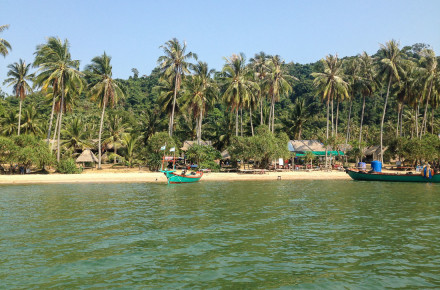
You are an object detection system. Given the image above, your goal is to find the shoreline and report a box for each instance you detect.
[0,171,351,185]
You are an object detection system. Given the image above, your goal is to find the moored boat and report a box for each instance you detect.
[161,169,203,184]
[345,168,440,183]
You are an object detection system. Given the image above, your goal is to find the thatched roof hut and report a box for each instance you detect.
[76,149,99,163]
[180,140,212,151]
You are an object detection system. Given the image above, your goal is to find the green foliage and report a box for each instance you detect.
[57,158,81,174]
[186,144,221,171]
[145,131,179,171]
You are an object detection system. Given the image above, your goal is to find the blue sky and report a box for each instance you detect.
[1,0,440,94]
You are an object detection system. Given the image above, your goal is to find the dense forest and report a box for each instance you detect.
[1,23,440,172]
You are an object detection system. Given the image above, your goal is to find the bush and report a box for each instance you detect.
[57,158,81,174]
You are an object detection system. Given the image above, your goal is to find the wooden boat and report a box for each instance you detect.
[160,169,203,184]
[345,168,440,183]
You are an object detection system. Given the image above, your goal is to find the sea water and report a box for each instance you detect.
[1,180,439,288]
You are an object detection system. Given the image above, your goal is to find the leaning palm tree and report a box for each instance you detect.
[222,53,259,136]
[33,37,83,162]
[377,40,403,162]
[157,38,197,136]
[311,54,348,140]
[3,59,33,135]
[419,49,438,136]
[0,24,11,57]
[86,52,124,169]
[266,55,295,132]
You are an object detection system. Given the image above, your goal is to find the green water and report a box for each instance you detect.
[1,181,440,288]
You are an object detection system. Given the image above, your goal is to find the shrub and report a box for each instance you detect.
[57,158,81,174]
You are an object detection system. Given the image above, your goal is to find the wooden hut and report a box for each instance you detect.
[76,149,99,168]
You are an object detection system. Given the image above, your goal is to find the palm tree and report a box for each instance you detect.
[20,106,42,136]
[3,59,33,135]
[122,133,139,167]
[266,55,294,132]
[61,117,91,151]
[419,49,438,136]
[249,52,269,125]
[104,113,127,163]
[157,38,197,137]
[0,110,17,136]
[33,37,83,162]
[0,24,11,57]
[377,40,403,162]
[312,54,348,140]
[86,52,124,169]
[343,58,360,144]
[222,53,258,136]
[357,52,376,146]
[283,98,308,139]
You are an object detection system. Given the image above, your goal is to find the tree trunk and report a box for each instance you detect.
[335,99,340,136]
[51,112,60,152]
[271,98,275,133]
[17,99,22,136]
[396,103,400,138]
[331,98,334,137]
[431,107,434,134]
[240,107,243,137]
[421,79,433,138]
[326,100,330,140]
[260,94,264,125]
[46,96,56,145]
[416,103,420,138]
[57,79,65,163]
[114,141,117,164]
[346,99,353,145]
[380,76,393,163]
[359,95,366,148]
[169,73,179,137]
[98,103,106,169]
[268,97,272,131]
[250,106,254,136]
[235,109,239,137]
[400,106,404,137]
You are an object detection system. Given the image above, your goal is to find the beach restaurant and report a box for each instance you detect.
[288,140,344,159]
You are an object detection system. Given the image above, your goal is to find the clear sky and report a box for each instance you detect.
[1,0,440,94]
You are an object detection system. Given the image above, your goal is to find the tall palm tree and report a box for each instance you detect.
[357,52,376,146]
[249,52,269,125]
[20,106,42,136]
[61,117,91,151]
[0,24,11,57]
[284,98,308,140]
[343,58,360,144]
[33,37,83,162]
[222,53,258,136]
[311,54,348,140]
[86,52,124,169]
[157,38,197,136]
[377,40,403,162]
[419,49,438,136]
[3,59,33,135]
[266,55,294,132]
[104,113,127,163]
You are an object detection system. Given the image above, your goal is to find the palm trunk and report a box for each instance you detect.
[268,97,272,131]
[400,106,404,137]
[335,100,339,136]
[235,109,239,137]
[271,98,275,133]
[346,99,353,145]
[260,96,264,125]
[416,103,420,138]
[240,107,243,137]
[250,106,254,136]
[421,80,433,138]
[17,99,22,136]
[57,79,65,163]
[51,112,60,152]
[431,107,434,134]
[46,96,56,145]
[331,99,334,137]
[359,95,366,148]
[198,106,203,143]
[98,103,106,169]
[396,103,401,138]
[326,100,330,140]
[380,76,393,163]
[114,142,117,164]
[169,73,179,137]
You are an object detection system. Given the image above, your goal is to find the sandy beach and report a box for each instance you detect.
[0,170,350,185]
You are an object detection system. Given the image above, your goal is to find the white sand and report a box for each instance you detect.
[0,170,350,185]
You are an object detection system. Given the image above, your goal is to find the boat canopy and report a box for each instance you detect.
[294,151,344,157]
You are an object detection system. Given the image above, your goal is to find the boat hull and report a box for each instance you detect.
[346,169,440,183]
[161,170,203,184]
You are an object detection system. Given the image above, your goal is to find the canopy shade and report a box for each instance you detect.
[294,151,344,157]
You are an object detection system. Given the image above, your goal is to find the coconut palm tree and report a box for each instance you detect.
[20,106,42,136]
[283,98,308,140]
[357,52,376,146]
[377,40,403,162]
[249,52,269,125]
[157,38,197,136]
[3,59,33,135]
[61,117,91,152]
[86,52,124,169]
[343,58,360,144]
[0,110,17,136]
[0,24,11,57]
[122,133,139,167]
[104,113,127,163]
[222,53,259,136]
[419,49,438,136]
[266,55,294,132]
[311,54,348,140]
[33,37,83,162]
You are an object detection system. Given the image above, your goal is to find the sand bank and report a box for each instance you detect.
[0,170,350,185]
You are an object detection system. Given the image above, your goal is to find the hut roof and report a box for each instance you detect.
[76,149,99,163]
[221,150,231,160]
[181,140,212,151]
[288,140,326,152]
[364,146,387,156]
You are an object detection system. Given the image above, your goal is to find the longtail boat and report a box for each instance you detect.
[345,168,440,183]
[159,147,203,184]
